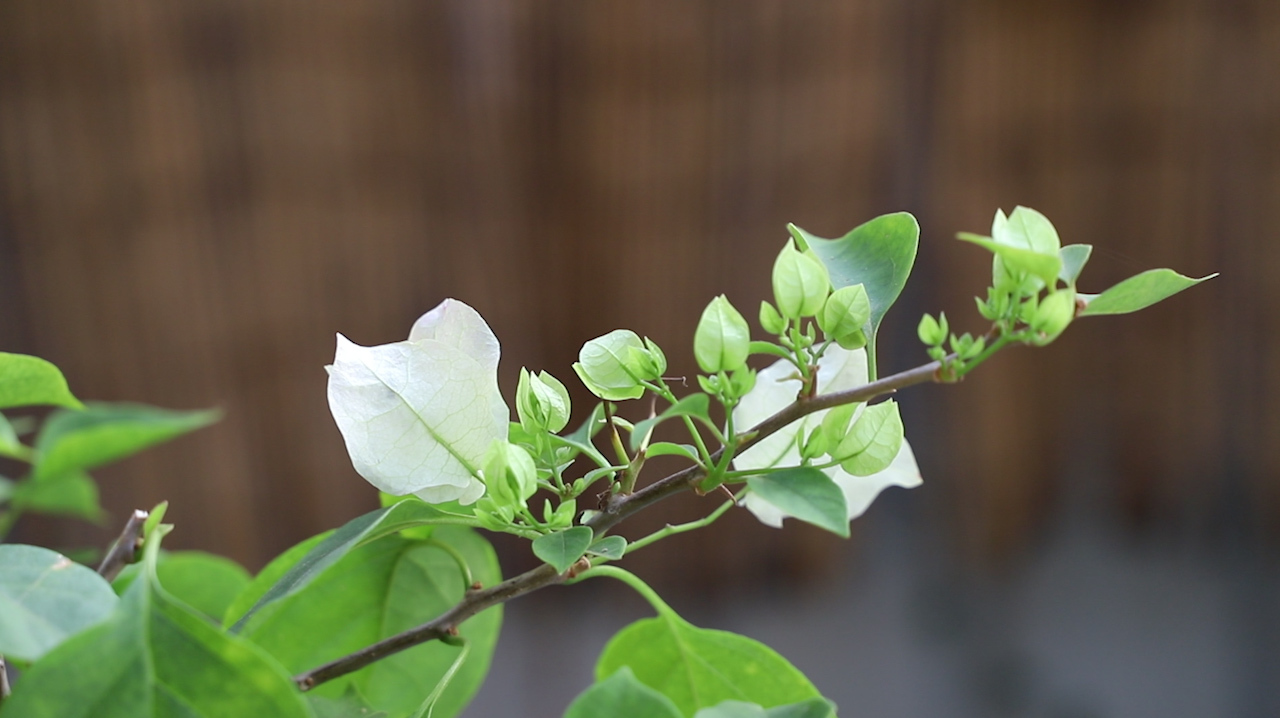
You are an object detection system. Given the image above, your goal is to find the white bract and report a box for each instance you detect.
[326,299,507,505]
[732,345,922,527]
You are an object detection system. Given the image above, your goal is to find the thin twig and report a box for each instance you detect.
[96,509,149,581]
[293,356,946,690]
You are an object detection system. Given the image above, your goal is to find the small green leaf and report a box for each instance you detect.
[596,611,822,716]
[1079,268,1216,316]
[645,442,702,462]
[533,526,594,573]
[746,468,849,538]
[630,394,712,452]
[0,414,32,461]
[586,535,628,560]
[34,403,219,481]
[11,471,106,523]
[0,532,314,717]
[228,499,475,631]
[957,233,1061,288]
[0,544,118,661]
[0,352,83,410]
[1058,244,1092,286]
[834,400,904,477]
[565,667,683,718]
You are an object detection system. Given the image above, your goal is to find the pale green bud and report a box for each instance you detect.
[772,242,831,318]
[624,337,666,381]
[573,329,647,401]
[917,312,947,346]
[759,301,786,335]
[819,284,871,349]
[482,440,537,508]
[694,295,751,373]
[1030,289,1075,344]
[517,368,572,433]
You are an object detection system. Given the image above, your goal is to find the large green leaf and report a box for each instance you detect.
[0,353,82,410]
[1078,268,1216,316]
[0,532,313,718]
[746,468,849,538]
[596,610,822,716]
[564,667,683,718]
[532,526,594,573]
[0,544,117,661]
[10,471,106,523]
[115,551,251,624]
[237,527,502,718]
[227,498,475,632]
[34,403,220,480]
[788,213,919,349]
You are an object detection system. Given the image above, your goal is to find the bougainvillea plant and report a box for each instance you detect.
[0,208,1212,717]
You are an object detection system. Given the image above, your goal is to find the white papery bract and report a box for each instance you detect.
[326,299,507,505]
[732,345,922,528]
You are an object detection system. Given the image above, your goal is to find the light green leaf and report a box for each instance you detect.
[645,442,702,462]
[834,400,904,477]
[11,471,105,523]
[328,300,506,504]
[957,233,1061,289]
[746,468,849,538]
[0,544,117,661]
[996,206,1060,254]
[574,329,649,401]
[790,213,919,357]
[1078,268,1217,316]
[765,699,838,718]
[228,499,475,631]
[0,533,313,718]
[533,526,594,573]
[586,536,628,560]
[34,403,219,481]
[0,413,32,461]
[115,551,250,624]
[596,610,821,717]
[1058,244,1093,286]
[565,667,683,718]
[0,352,83,410]
[237,527,501,718]
[631,394,712,452]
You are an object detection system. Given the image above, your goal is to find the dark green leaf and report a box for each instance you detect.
[1079,268,1216,316]
[631,394,712,452]
[746,468,849,538]
[224,532,328,628]
[0,544,117,661]
[0,353,82,410]
[10,471,105,523]
[116,551,250,623]
[565,667,683,718]
[1058,244,1092,286]
[228,499,474,632]
[533,526,594,573]
[34,403,220,480]
[238,527,501,718]
[586,535,628,560]
[0,533,313,718]
[596,611,821,716]
[789,213,919,347]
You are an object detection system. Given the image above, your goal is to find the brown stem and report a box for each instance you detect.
[96,509,149,581]
[293,357,944,690]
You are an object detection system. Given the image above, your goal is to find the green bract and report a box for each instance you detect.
[818,284,870,350]
[573,329,656,401]
[517,368,572,433]
[694,295,751,374]
[482,440,538,508]
[327,298,507,505]
[771,242,830,319]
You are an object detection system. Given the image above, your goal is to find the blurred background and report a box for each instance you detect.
[1,1,1276,716]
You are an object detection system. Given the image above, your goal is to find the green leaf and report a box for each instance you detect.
[833,400,904,477]
[308,688,389,718]
[10,471,105,523]
[790,213,919,347]
[694,699,837,718]
[228,499,475,631]
[116,551,250,624]
[1058,244,1092,286]
[1,530,314,718]
[1078,268,1217,316]
[0,476,13,503]
[0,414,32,461]
[0,544,118,661]
[586,535,628,560]
[565,667,683,718]
[957,233,1061,288]
[34,403,219,481]
[237,527,501,718]
[0,352,82,410]
[596,611,822,717]
[996,206,1060,254]
[574,330,649,401]
[746,468,849,538]
[630,394,712,452]
[533,526,594,573]
[645,442,702,462]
